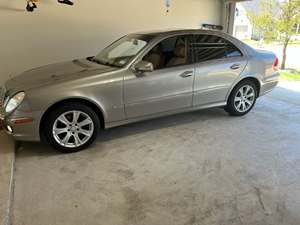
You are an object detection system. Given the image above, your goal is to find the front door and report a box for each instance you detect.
[124,35,194,119]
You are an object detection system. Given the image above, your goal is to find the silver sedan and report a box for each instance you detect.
[0,29,279,152]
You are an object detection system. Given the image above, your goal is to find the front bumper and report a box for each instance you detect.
[0,111,40,142]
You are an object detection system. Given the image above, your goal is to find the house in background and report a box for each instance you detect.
[234,0,300,41]
[233,3,253,40]
[291,24,300,41]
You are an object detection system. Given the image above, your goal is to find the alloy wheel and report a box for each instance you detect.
[52,110,94,148]
[234,85,256,113]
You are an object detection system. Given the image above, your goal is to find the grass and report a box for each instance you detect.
[242,39,259,46]
[242,39,300,46]
[290,40,300,45]
[280,71,300,81]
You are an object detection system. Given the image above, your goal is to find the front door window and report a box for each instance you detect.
[142,35,193,70]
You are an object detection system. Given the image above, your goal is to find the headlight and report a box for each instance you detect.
[5,92,25,113]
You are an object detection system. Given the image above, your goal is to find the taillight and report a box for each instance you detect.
[273,56,279,70]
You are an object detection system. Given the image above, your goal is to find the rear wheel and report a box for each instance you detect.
[225,80,258,116]
[44,103,100,153]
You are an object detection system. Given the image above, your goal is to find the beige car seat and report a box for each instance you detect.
[143,45,165,70]
[167,44,187,67]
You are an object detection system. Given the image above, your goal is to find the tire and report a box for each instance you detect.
[225,80,258,116]
[43,102,100,153]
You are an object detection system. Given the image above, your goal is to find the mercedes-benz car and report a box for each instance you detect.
[0,29,279,152]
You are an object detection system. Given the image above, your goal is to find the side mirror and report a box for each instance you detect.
[134,60,154,73]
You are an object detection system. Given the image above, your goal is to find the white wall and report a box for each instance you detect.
[0,0,222,85]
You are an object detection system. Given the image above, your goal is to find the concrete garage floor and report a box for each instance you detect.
[0,134,14,225]
[10,82,300,225]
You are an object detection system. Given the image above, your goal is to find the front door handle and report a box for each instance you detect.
[230,64,241,70]
[180,71,193,78]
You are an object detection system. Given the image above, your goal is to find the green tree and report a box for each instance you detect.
[247,0,300,69]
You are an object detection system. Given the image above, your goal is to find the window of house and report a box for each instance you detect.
[236,25,248,33]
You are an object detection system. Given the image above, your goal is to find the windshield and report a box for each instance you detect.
[93,34,153,68]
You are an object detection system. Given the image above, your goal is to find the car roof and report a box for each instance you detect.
[133,28,251,57]
[134,28,227,37]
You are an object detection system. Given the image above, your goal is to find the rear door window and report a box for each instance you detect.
[192,34,242,63]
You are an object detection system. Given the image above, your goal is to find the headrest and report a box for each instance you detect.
[174,45,186,58]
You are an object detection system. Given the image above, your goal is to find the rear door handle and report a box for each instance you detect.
[180,71,193,78]
[230,64,241,70]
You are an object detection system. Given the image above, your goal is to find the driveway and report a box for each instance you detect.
[10,81,300,225]
[264,44,300,69]
[248,43,300,70]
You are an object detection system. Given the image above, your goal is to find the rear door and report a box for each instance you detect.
[191,34,247,106]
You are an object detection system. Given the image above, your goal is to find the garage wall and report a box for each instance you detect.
[0,0,222,85]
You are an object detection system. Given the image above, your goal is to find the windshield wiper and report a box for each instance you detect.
[86,57,105,65]
[92,58,105,65]
[87,57,122,68]
[92,58,117,67]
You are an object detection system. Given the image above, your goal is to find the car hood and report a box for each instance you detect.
[5,58,118,92]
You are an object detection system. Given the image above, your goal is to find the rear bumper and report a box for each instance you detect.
[259,72,280,96]
[260,80,279,96]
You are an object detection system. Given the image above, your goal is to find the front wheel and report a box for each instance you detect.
[44,103,100,153]
[225,80,258,116]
